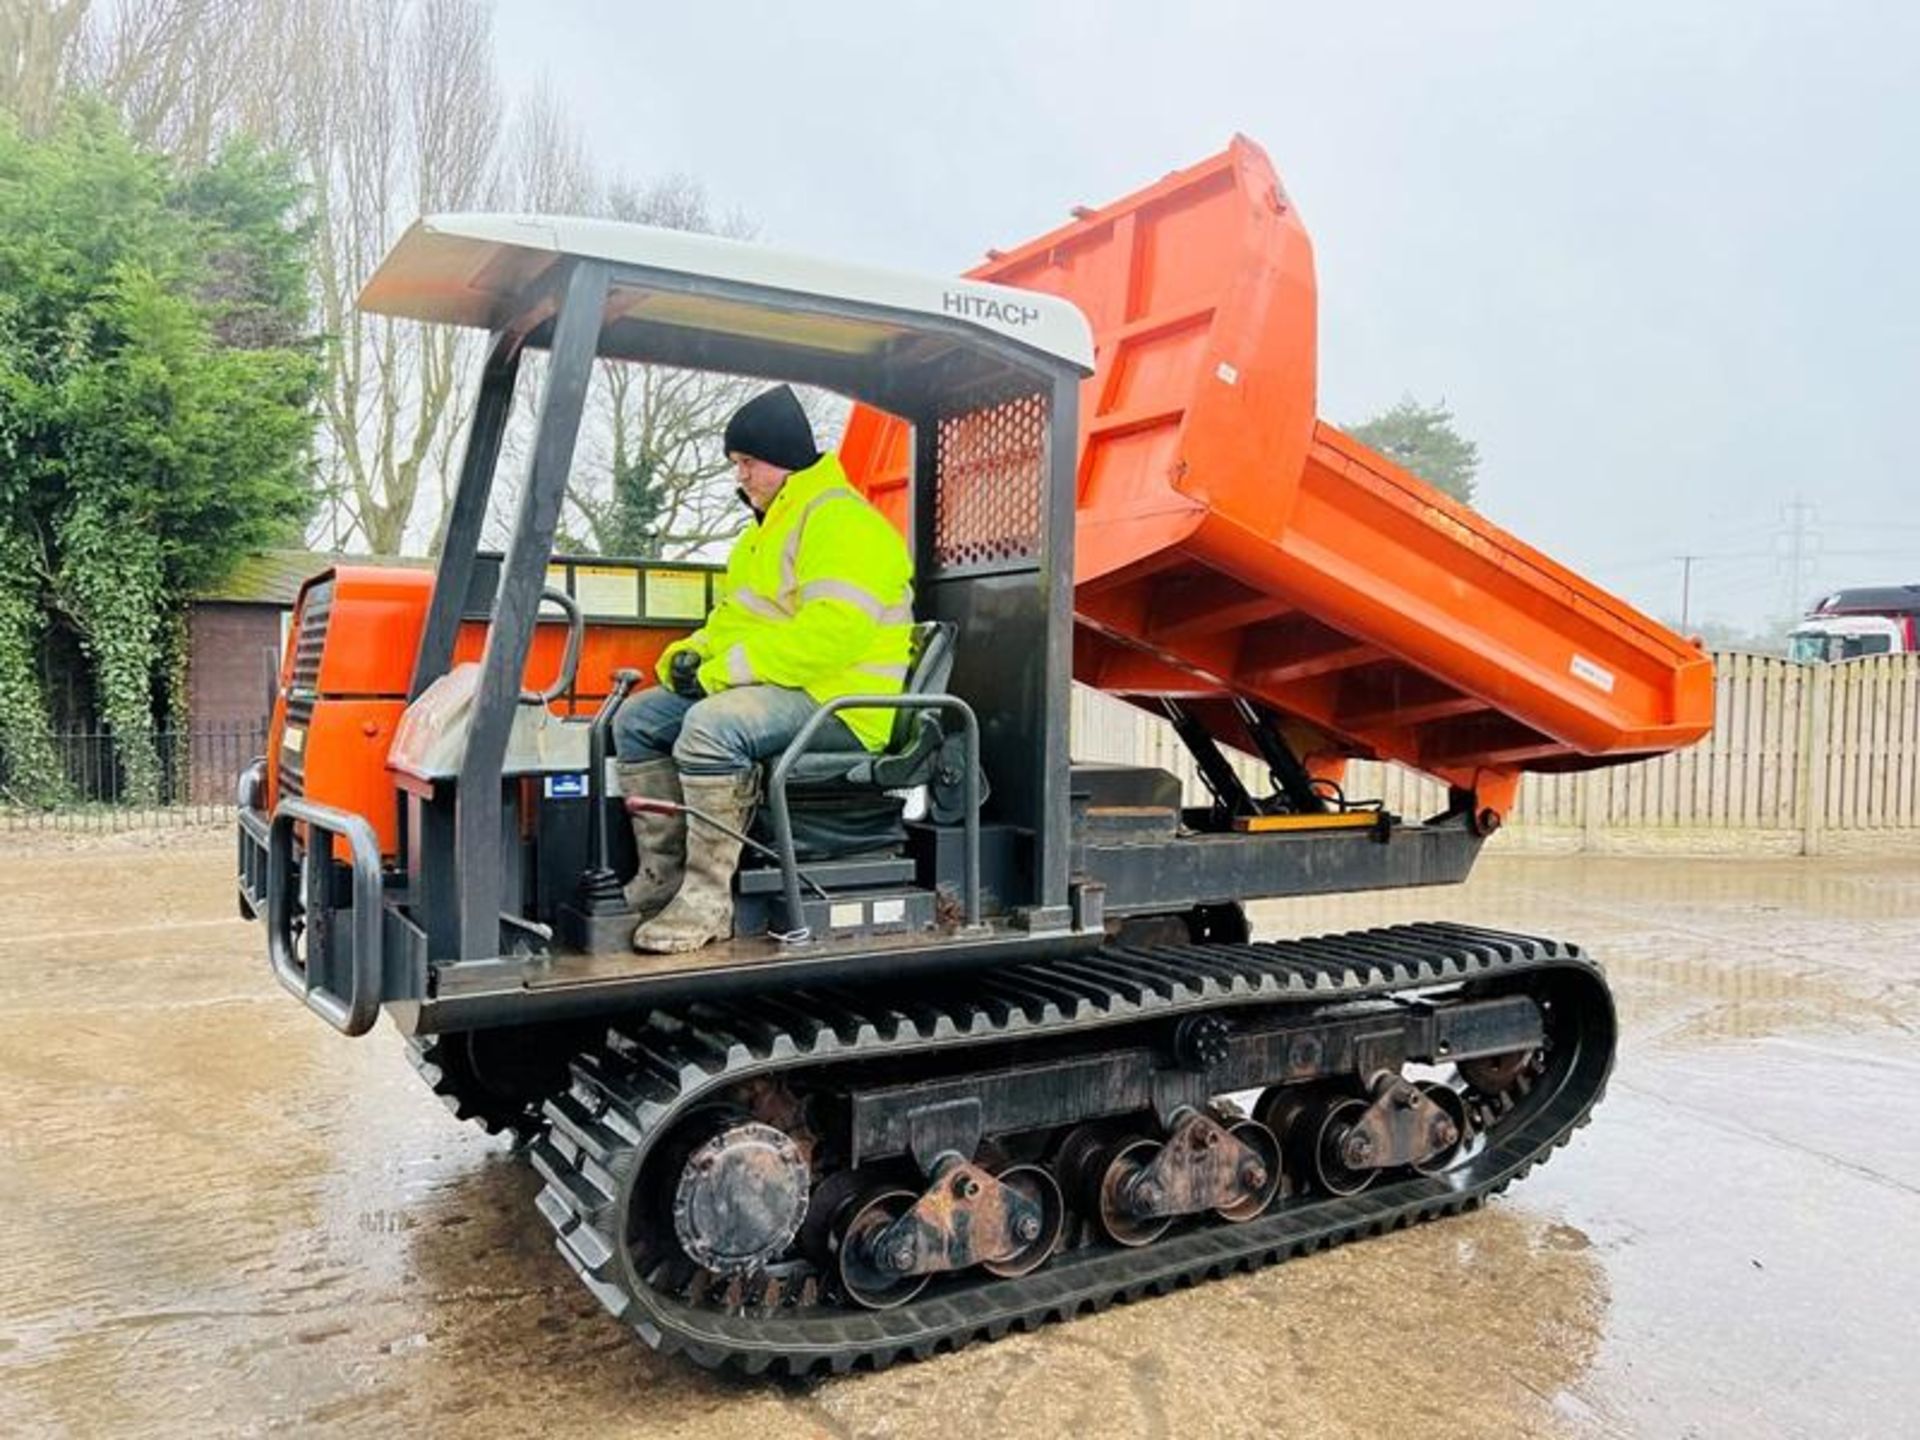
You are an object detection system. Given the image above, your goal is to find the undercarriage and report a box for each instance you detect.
[418,920,1619,1373]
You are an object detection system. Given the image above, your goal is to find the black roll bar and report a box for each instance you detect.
[452,260,612,960]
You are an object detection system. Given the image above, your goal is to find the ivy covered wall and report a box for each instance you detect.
[0,107,318,805]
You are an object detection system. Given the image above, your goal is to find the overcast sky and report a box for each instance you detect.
[493,1,1917,630]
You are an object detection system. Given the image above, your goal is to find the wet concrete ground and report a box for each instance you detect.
[1,831,1915,1438]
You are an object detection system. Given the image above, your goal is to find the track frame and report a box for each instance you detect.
[528,921,1614,1373]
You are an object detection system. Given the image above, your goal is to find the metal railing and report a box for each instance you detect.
[0,721,268,829]
[764,692,984,942]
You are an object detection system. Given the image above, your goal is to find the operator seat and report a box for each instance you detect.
[749,620,966,862]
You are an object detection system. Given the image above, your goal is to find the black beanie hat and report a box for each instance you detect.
[724,385,820,472]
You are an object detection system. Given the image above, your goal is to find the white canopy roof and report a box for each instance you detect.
[359,213,1095,373]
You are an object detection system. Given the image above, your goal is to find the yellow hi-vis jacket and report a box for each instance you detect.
[659,453,915,751]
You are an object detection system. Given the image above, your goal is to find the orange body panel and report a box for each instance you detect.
[448,623,682,717]
[309,568,438,697]
[274,699,410,847]
[268,564,699,855]
[842,138,1713,810]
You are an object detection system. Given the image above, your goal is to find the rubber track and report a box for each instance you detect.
[528,920,1614,1374]
[406,1035,541,1142]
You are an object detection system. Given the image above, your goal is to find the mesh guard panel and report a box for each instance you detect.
[933,391,1048,570]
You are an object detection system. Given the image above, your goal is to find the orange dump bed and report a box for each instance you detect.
[842,138,1713,813]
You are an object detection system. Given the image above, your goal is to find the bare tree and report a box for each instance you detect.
[0,2,276,160]
[79,0,266,163]
[484,108,760,562]
[571,362,759,558]
[506,78,593,214]
[268,0,501,554]
[477,81,596,550]
[556,176,771,560]
[0,1,91,134]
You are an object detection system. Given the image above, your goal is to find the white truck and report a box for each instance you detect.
[1786,586,1920,662]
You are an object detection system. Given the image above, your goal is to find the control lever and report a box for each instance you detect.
[569,667,644,922]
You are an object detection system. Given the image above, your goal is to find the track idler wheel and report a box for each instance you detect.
[670,1119,811,1276]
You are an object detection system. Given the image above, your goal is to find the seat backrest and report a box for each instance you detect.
[889,620,958,750]
[907,620,957,693]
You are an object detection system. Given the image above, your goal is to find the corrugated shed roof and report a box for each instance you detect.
[195,549,426,606]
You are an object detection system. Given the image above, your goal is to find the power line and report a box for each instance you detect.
[1587,547,1775,575]
[1781,496,1817,618]
[1587,498,1913,631]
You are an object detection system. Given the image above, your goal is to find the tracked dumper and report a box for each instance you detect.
[237,138,1711,1373]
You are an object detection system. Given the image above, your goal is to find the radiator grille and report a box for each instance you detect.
[289,580,333,694]
[279,696,313,800]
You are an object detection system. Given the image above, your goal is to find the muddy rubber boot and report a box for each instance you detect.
[615,758,685,921]
[630,769,756,954]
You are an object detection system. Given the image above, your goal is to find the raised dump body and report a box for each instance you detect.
[842,137,1713,817]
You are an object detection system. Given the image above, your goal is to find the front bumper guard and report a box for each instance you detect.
[254,797,386,1037]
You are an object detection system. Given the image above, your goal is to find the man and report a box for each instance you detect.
[612,384,915,953]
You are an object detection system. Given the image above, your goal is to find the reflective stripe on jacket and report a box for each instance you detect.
[658,453,915,751]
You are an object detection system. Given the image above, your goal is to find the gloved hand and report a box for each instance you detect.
[669,649,706,699]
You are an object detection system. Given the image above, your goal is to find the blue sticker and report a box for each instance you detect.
[543,773,589,800]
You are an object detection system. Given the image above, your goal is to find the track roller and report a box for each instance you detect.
[1215,1118,1283,1221]
[980,1163,1065,1277]
[828,1183,930,1310]
[1411,1082,1469,1176]
[1311,1096,1378,1195]
[1062,1108,1280,1243]
[1060,1131,1174,1247]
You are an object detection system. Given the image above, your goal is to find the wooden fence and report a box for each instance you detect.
[1070,652,1920,854]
